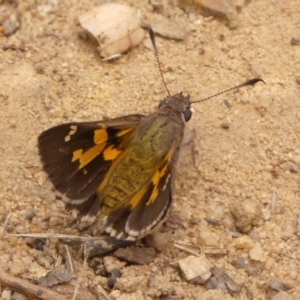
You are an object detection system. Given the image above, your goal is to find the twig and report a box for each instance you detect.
[174,243,201,257]
[0,271,67,300]
[11,233,99,241]
[271,189,277,214]
[1,211,11,235]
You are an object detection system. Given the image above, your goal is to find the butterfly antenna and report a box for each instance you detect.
[191,78,265,104]
[149,27,171,97]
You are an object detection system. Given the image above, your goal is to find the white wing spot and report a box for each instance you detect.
[162,174,171,190]
[64,125,78,142]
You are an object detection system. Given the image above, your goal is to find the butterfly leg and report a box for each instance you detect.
[179,128,201,175]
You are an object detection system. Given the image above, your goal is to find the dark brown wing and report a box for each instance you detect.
[103,150,176,241]
[38,114,144,204]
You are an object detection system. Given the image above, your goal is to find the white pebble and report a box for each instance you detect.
[235,235,254,250]
[2,290,11,300]
[178,255,211,282]
[249,242,265,262]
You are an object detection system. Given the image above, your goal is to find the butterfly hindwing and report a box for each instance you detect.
[126,160,173,238]
[38,114,144,204]
[104,147,176,240]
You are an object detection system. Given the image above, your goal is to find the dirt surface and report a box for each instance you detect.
[1,0,300,299]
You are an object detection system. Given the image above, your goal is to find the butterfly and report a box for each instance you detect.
[38,28,264,241]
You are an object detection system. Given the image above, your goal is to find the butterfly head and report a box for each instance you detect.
[158,92,192,122]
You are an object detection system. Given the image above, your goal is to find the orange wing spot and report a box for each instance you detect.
[130,186,148,209]
[152,169,161,187]
[147,162,169,205]
[160,162,168,178]
[94,128,108,144]
[103,145,121,161]
[149,186,159,205]
[72,143,106,169]
[72,149,83,162]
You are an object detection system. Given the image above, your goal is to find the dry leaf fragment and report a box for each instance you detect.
[78,3,144,58]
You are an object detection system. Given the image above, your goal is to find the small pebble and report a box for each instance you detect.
[114,247,156,265]
[38,267,77,288]
[103,256,126,273]
[281,225,294,240]
[143,38,153,50]
[206,202,225,221]
[25,238,45,250]
[261,208,271,221]
[204,218,221,226]
[250,63,264,78]
[177,0,238,28]
[220,121,230,129]
[36,252,55,268]
[232,258,264,276]
[11,292,27,300]
[172,285,186,298]
[24,209,36,221]
[249,242,265,262]
[222,213,235,230]
[206,266,242,293]
[148,15,186,40]
[271,291,294,300]
[219,34,225,41]
[265,257,275,270]
[2,290,11,300]
[280,162,299,173]
[234,235,254,250]
[94,267,107,277]
[3,13,20,36]
[268,278,289,292]
[9,259,26,276]
[197,228,219,246]
[178,255,211,283]
[241,93,250,103]
[144,232,168,251]
[290,37,300,45]
[224,99,232,108]
[230,200,260,233]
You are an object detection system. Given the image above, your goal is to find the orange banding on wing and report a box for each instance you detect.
[129,186,148,209]
[72,143,106,169]
[72,149,83,162]
[147,161,169,205]
[103,145,121,160]
[94,129,108,144]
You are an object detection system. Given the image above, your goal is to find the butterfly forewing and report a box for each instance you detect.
[38,114,144,203]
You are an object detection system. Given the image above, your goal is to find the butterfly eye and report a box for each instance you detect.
[159,99,192,122]
[184,106,192,122]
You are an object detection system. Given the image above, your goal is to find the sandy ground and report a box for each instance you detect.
[1,0,300,299]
